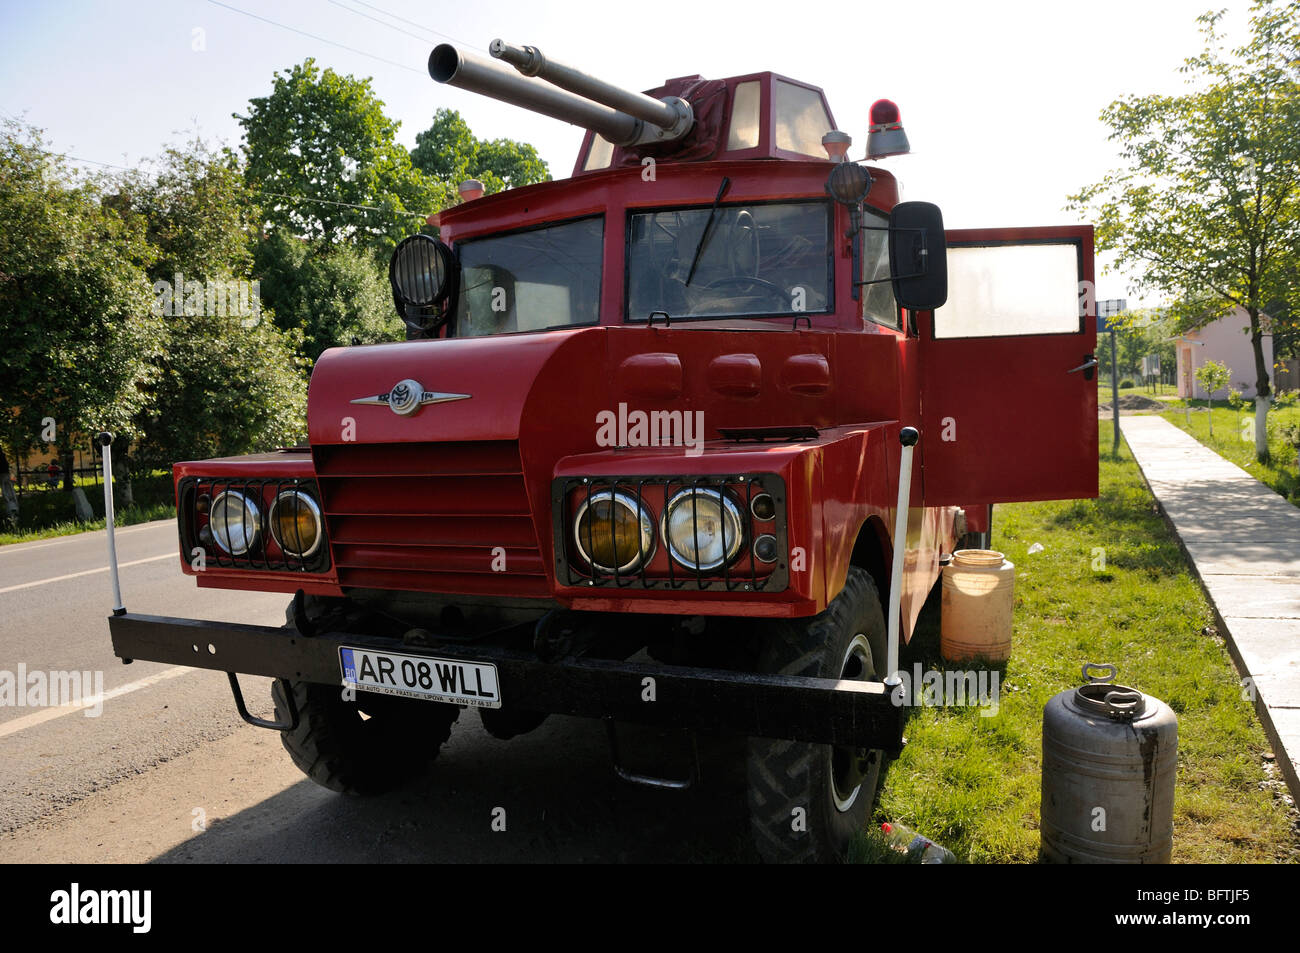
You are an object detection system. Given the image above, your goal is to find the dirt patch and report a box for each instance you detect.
[1100,394,1167,412]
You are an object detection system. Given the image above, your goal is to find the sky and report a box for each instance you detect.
[0,0,1257,305]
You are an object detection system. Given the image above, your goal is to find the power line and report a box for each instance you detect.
[256,187,426,218]
[344,0,473,46]
[204,0,423,74]
[326,0,457,47]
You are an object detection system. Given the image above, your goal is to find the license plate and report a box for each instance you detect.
[339,647,502,709]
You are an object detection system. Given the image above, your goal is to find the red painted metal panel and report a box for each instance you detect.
[919,226,1098,504]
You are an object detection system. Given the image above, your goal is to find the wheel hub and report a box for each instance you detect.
[829,633,876,812]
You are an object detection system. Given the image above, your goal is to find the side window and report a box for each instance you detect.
[727,81,761,150]
[773,80,832,157]
[859,211,898,328]
[935,243,1081,338]
[584,134,615,172]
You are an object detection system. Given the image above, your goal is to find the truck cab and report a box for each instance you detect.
[107,40,1097,863]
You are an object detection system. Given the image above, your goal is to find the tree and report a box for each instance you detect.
[253,231,400,363]
[237,59,445,255]
[1195,359,1232,437]
[111,139,311,471]
[130,316,309,472]
[411,108,550,195]
[114,139,257,280]
[0,119,164,512]
[1069,0,1300,463]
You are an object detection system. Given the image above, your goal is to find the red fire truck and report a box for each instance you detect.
[104,40,1098,863]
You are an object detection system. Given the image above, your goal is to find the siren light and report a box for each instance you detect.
[866,99,910,159]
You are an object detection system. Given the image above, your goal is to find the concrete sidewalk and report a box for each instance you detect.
[1121,414,1300,802]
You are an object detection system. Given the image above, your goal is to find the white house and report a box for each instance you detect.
[1175,307,1274,399]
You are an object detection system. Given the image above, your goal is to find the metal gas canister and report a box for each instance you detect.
[1040,663,1178,863]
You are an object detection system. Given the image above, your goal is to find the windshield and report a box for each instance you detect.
[627,201,831,321]
[454,216,603,336]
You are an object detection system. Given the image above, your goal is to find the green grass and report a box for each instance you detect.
[858,436,1300,863]
[0,471,175,545]
[1108,383,1180,401]
[1157,400,1300,505]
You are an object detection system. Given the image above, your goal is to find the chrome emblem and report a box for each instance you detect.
[350,378,471,417]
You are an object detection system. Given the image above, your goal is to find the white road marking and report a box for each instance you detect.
[0,665,194,738]
[0,553,176,595]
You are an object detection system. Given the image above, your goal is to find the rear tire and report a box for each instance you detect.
[746,567,888,863]
[271,680,459,796]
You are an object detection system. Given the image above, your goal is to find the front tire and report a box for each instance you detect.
[746,567,888,863]
[271,680,459,796]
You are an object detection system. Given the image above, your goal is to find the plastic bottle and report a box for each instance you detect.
[880,822,956,863]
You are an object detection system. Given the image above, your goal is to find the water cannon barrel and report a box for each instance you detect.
[489,39,691,137]
[429,44,642,145]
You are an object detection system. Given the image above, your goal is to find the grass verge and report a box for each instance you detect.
[0,472,174,545]
[857,435,1299,863]
[1157,401,1300,505]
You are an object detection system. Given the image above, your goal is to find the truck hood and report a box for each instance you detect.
[308,331,586,445]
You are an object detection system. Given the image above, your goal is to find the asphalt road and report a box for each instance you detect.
[0,521,751,863]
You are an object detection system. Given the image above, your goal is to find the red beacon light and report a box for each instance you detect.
[866,99,910,159]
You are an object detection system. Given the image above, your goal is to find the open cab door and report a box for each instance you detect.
[919,226,1097,504]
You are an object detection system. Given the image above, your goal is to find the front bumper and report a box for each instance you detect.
[107,612,906,751]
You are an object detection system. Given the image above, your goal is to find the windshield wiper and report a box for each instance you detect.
[684,177,731,286]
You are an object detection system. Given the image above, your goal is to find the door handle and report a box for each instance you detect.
[1068,354,1098,380]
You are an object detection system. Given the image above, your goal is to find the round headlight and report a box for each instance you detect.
[209,491,261,556]
[573,490,655,574]
[269,490,323,558]
[825,160,872,206]
[390,234,453,308]
[662,488,744,571]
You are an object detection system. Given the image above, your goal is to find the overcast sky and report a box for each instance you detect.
[0,0,1255,305]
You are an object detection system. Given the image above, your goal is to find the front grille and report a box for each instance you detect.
[552,473,789,593]
[314,441,547,597]
[178,476,331,573]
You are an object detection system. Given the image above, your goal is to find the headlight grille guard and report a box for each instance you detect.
[551,473,789,593]
[178,475,332,574]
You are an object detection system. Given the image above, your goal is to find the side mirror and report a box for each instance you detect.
[888,201,947,311]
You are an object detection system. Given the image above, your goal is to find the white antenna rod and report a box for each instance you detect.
[884,426,920,686]
[98,432,125,616]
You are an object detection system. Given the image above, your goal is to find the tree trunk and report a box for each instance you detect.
[111,437,134,509]
[1248,308,1271,463]
[0,447,19,525]
[60,447,75,492]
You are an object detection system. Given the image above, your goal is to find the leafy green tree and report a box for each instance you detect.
[1195,359,1233,437]
[111,140,310,471]
[411,108,550,195]
[1069,0,1300,463]
[131,317,309,471]
[1101,309,1180,386]
[254,231,399,363]
[114,139,257,281]
[0,119,164,506]
[237,59,445,254]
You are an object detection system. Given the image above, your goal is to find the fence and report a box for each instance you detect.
[9,441,103,498]
[1276,358,1300,394]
